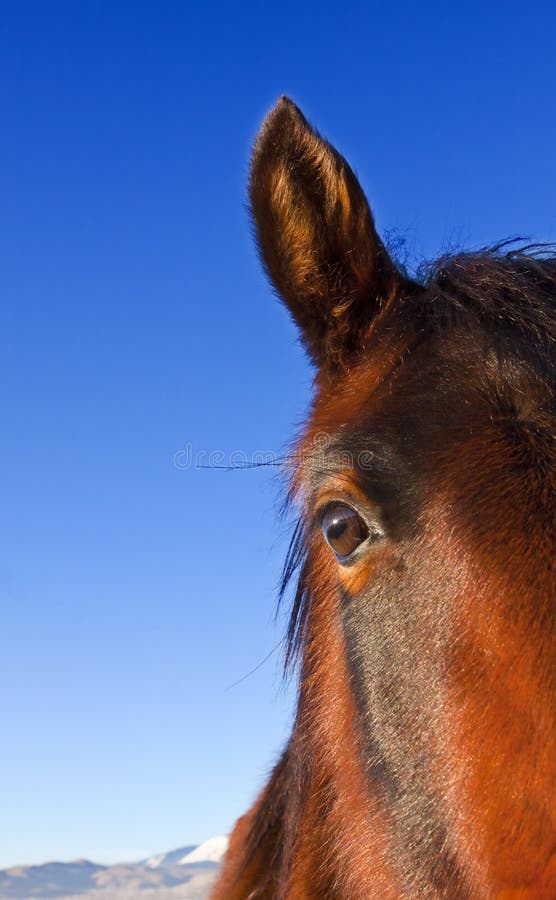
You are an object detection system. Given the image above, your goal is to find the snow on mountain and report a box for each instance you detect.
[142,846,197,869]
[0,837,228,899]
[178,836,229,866]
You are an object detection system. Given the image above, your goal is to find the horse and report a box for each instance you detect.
[212,97,556,899]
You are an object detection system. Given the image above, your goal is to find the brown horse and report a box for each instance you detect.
[213,97,556,899]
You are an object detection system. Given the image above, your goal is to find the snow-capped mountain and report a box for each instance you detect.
[0,837,228,900]
[142,846,197,869]
[179,836,228,866]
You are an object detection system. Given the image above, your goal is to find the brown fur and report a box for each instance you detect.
[213,98,556,899]
[249,97,404,372]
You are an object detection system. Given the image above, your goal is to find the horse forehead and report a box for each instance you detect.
[308,324,556,433]
[298,338,556,505]
[304,339,452,446]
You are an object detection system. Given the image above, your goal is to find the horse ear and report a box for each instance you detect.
[249,97,403,372]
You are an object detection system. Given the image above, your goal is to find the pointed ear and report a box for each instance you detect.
[249,97,404,372]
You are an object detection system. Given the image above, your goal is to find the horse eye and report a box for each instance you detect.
[321,504,369,560]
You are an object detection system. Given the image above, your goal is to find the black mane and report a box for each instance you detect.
[420,242,556,372]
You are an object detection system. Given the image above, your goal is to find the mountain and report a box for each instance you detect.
[0,837,228,900]
[141,848,197,870]
[178,837,228,866]
[0,861,103,899]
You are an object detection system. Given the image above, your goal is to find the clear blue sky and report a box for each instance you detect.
[2,0,555,869]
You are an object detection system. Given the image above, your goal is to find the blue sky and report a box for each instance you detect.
[2,0,556,868]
